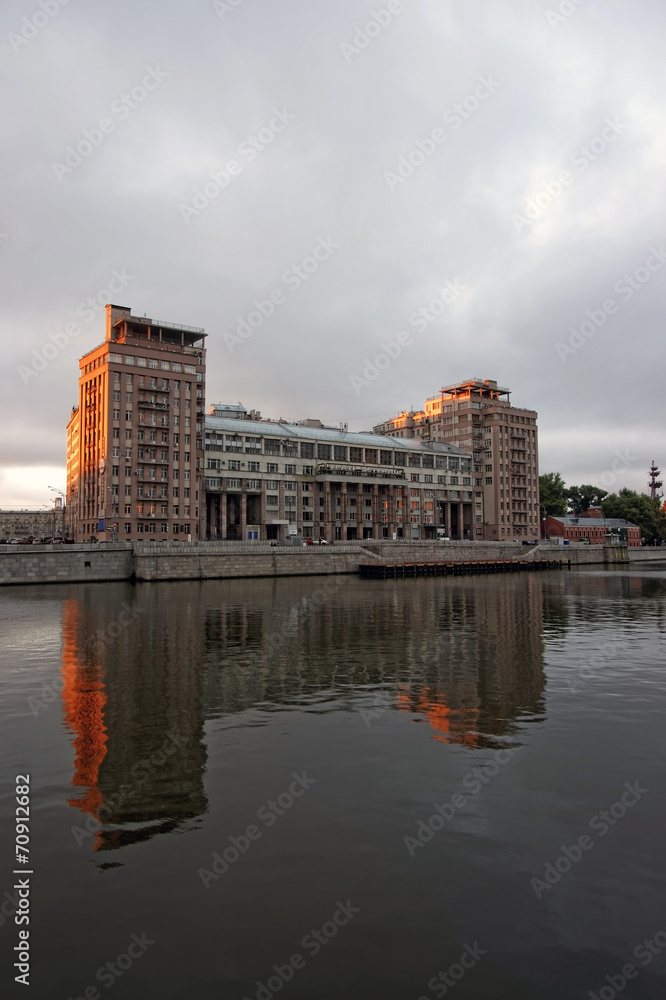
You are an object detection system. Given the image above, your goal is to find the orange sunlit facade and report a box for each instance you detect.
[66,304,206,542]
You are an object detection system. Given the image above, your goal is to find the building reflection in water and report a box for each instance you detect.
[60,586,208,854]
[58,570,666,852]
[200,574,549,749]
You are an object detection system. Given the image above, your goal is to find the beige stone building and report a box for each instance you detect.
[374,378,540,541]
[204,404,474,541]
[0,502,65,542]
[66,305,206,541]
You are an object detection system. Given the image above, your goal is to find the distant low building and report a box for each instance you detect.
[0,505,65,541]
[544,515,642,546]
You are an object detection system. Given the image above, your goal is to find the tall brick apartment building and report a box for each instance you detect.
[374,378,540,541]
[66,305,206,541]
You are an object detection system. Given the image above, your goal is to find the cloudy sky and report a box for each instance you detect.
[1,0,664,507]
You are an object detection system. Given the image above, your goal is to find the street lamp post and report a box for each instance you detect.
[48,486,66,539]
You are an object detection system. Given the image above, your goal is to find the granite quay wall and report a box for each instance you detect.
[0,543,134,586]
[4,538,659,586]
[626,548,666,562]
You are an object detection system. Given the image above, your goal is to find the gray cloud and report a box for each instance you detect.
[1,0,665,505]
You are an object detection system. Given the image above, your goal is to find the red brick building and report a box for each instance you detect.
[544,515,642,546]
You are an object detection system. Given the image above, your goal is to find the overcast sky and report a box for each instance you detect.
[1,0,664,507]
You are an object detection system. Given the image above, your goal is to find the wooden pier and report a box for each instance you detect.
[359,558,568,579]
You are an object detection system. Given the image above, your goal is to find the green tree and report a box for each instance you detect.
[601,489,666,544]
[566,484,608,515]
[539,472,568,517]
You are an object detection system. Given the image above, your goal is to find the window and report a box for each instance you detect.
[408,454,421,467]
[266,480,279,490]
[284,481,296,491]
[226,478,241,488]
[113,409,120,420]
[485,477,493,484]
[248,462,260,472]
[411,474,420,482]
[285,464,296,475]
[247,479,261,489]
[300,442,315,458]
[424,475,433,483]
[125,411,133,422]
[113,391,121,402]
[228,460,241,471]
[317,444,332,461]
[450,476,458,485]
[334,446,348,462]
[124,485,131,497]
[437,476,445,484]
[124,523,132,535]
[485,464,492,472]
[267,463,278,473]
[349,447,362,463]
[266,496,279,506]
[302,466,314,475]
[380,450,392,465]
[149,359,158,369]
